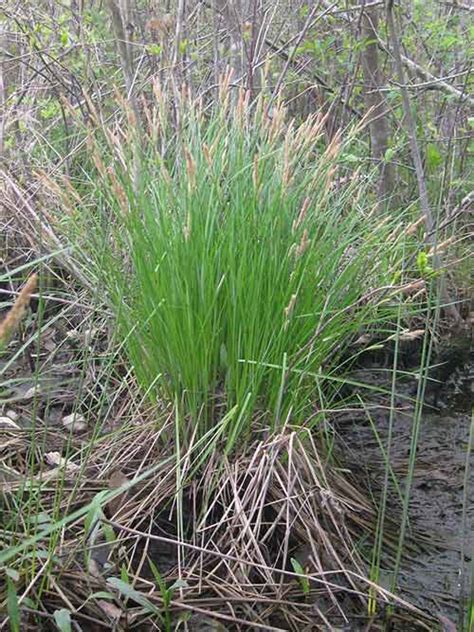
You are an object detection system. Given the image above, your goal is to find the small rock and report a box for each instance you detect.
[6,410,19,421]
[0,416,20,429]
[62,413,87,432]
[22,385,40,400]
[45,451,79,472]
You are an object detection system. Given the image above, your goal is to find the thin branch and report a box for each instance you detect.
[264,38,362,118]
[442,1,474,12]
[391,51,474,108]
[318,0,474,108]
[386,1,461,323]
[270,2,329,103]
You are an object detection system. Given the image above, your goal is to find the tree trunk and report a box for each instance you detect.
[360,6,394,204]
[217,0,244,79]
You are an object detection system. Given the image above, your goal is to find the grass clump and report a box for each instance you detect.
[62,85,416,445]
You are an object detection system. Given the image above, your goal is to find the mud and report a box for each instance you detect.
[338,346,473,629]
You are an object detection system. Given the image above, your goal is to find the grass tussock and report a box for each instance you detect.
[57,84,420,447]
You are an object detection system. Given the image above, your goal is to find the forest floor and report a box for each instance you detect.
[1,266,472,630]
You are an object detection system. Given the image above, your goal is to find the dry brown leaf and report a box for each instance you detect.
[97,600,122,621]
[45,451,80,473]
[0,416,20,429]
[87,557,102,579]
[146,14,174,35]
[438,614,458,632]
[354,334,373,345]
[399,280,426,296]
[22,385,41,400]
[398,329,425,341]
[0,273,37,346]
[62,413,87,432]
[106,470,131,518]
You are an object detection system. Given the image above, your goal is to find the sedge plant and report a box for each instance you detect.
[58,83,420,449]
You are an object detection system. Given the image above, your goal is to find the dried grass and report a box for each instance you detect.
[1,406,434,629]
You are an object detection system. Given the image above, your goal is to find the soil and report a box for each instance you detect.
[338,333,473,630]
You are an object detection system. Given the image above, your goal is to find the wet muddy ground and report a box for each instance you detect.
[1,280,472,629]
[338,351,473,629]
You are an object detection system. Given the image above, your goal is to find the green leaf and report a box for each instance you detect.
[426,143,442,170]
[6,568,20,582]
[416,250,435,278]
[299,4,309,17]
[40,100,60,120]
[168,578,188,593]
[391,270,402,284]
[107,577,163,621]
[439,34,458,51]
[53,609,72,632]
[22,596,36,609]
[103,521,117,544]
[7,577,20,632]
[84,492,107,534]
[36,512,52,526]
[342,153,359,163]
[89,591,116,600]
[290,558,310,596]
[416,250,429,272]
[147,44,162,56]
[120,564,129,583]
[60,30,69,47]
[147,558,166,593]
[384,147,395,163]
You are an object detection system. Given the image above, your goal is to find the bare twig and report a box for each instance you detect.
[386,1,461,323]
[270,2,336,105]
[442,1,474,12]
[318,0,474,108]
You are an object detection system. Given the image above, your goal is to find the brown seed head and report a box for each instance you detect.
[184,147,196,190]
[284,293,298,330]
[0,274,38,347]
[295,229,310,258]
[292,197,311,233]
